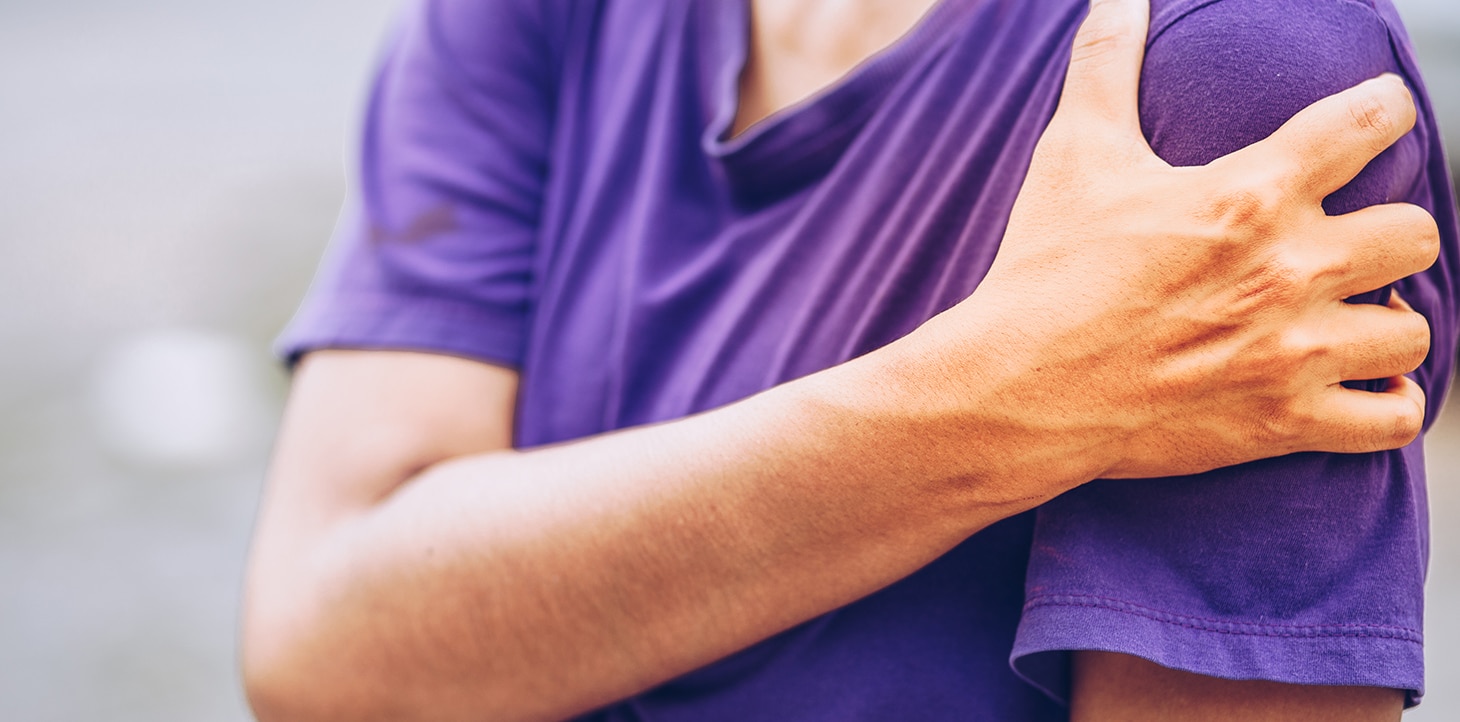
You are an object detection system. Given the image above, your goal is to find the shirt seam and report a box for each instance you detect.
[277,291,527,365]
[1023,594,1423,642]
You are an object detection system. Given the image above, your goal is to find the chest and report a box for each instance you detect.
[515,0,1084,445]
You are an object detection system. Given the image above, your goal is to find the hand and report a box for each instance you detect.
[885,0,1436,486]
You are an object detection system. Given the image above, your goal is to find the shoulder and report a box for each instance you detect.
[1144,0,1400,73]
[1139,0,1404,154]
[412,0,581,40]
[392,0,694,96]
[383,0,600,97]
[1139,0,1426,210]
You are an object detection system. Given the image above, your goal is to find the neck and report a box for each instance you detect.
[732,0,943,137]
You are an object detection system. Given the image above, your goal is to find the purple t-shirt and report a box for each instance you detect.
[279,0,1459,718]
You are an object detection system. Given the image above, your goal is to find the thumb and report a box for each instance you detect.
[1053,0,1151,136]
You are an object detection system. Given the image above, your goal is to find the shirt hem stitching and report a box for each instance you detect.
[1023,594,1422,642]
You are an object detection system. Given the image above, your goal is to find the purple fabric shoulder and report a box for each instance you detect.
[274,0,580,367]
[1012,0,1457,707]
[1138,0,1457,413]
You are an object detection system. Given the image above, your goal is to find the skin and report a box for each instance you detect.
[1072,652,1403,721]
[733,0,937,136]
[241,0,1437,720]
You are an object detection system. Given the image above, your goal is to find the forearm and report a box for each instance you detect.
[244,340,1087,722]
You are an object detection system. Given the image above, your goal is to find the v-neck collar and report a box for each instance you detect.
[699,0,978,204]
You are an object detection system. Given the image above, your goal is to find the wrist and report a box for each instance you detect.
[835,312,1117,512]
[788,322,1103,530]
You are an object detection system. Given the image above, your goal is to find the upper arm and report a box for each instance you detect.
[1071,651,1402,722]
[249,0,566,621]
[243,350,517,720]
[265,350,518,520]
[258,0,573,527]
[1011,0,1459,712]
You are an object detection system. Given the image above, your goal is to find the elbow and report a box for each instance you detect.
[241,632,297,721]
[241,606,526,722]
[241,491,391,720]
[242,600,393,722]
[241,601,339,722]
[241,547,377,722]
[241,651,301,722]
[241,528,452,722]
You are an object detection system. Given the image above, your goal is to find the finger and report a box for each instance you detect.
[1321,301,1431,382]
[1317,202,1440,298]
[1053,0,1151,134]
[1309,375,1425,454]
[1389,288,1415,313]
[1221,74,1416,201]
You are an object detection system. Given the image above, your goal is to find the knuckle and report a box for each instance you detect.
[1403,314,1433,370]
[1201,180,1286,234]
[1384,203,1441,264]
[1259,395,1309,447]
[1275,253,1318,292]
[1406,206,1443,267]
[1390,401,1424,446]
[1280,327,1325,369]
[1236,254,1309,310]
[1347,93,1399,143]
[1069,16,1138,65]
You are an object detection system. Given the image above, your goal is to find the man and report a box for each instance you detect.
[242,0,1457,719]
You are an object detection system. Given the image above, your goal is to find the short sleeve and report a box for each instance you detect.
[275,0,569,368]
[1011,0,1460,708]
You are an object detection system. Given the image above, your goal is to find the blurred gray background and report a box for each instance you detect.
[0,1,1456,720]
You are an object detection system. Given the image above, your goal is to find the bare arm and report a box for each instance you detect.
[1073,652,1402,721]
[243,344,1058,722]
[241,1,1438,719]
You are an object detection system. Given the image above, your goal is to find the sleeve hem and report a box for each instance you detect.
[273,292,527,370]
[1010,596,1424,708]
